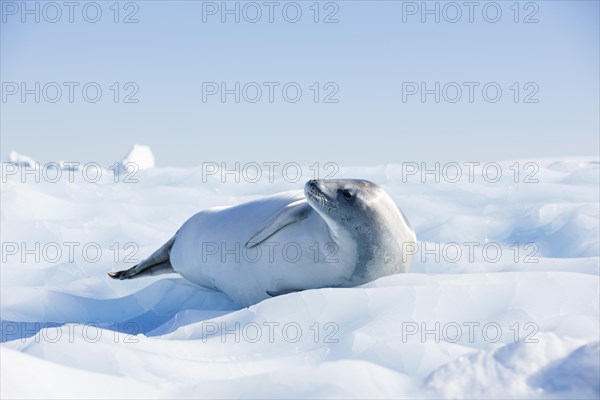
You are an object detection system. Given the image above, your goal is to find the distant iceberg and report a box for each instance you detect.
[6,145,156,173]
[7,150,36,168]
[117,144,155,173]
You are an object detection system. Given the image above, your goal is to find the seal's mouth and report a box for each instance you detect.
[305,180,337,211]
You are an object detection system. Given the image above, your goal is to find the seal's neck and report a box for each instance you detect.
[320,215,361,273]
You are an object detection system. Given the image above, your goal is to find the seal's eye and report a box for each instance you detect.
[342,189,353,199]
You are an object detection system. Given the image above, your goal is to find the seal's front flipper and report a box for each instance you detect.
[246,200,311,248]
[108,236,176,280]
[266,289,302,297]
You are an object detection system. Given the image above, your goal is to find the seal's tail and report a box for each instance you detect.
[108,236,176,280]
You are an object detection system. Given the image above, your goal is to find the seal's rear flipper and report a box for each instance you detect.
[108,270,125,279]
[109,261,174,280]
[108,236,176,280]
[266,289,302,297]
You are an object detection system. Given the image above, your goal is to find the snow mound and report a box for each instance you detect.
[533,341,600,398]
[424,333,598,399]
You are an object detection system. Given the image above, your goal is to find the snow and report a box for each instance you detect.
[1,156,598,399]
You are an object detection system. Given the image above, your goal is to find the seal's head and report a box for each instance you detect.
[305,179,416,281]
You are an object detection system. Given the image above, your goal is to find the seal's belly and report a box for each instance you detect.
[170,192,356,306]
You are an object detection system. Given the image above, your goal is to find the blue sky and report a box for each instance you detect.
[1,0,599,166]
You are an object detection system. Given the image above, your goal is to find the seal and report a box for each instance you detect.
[109,179,416,306]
